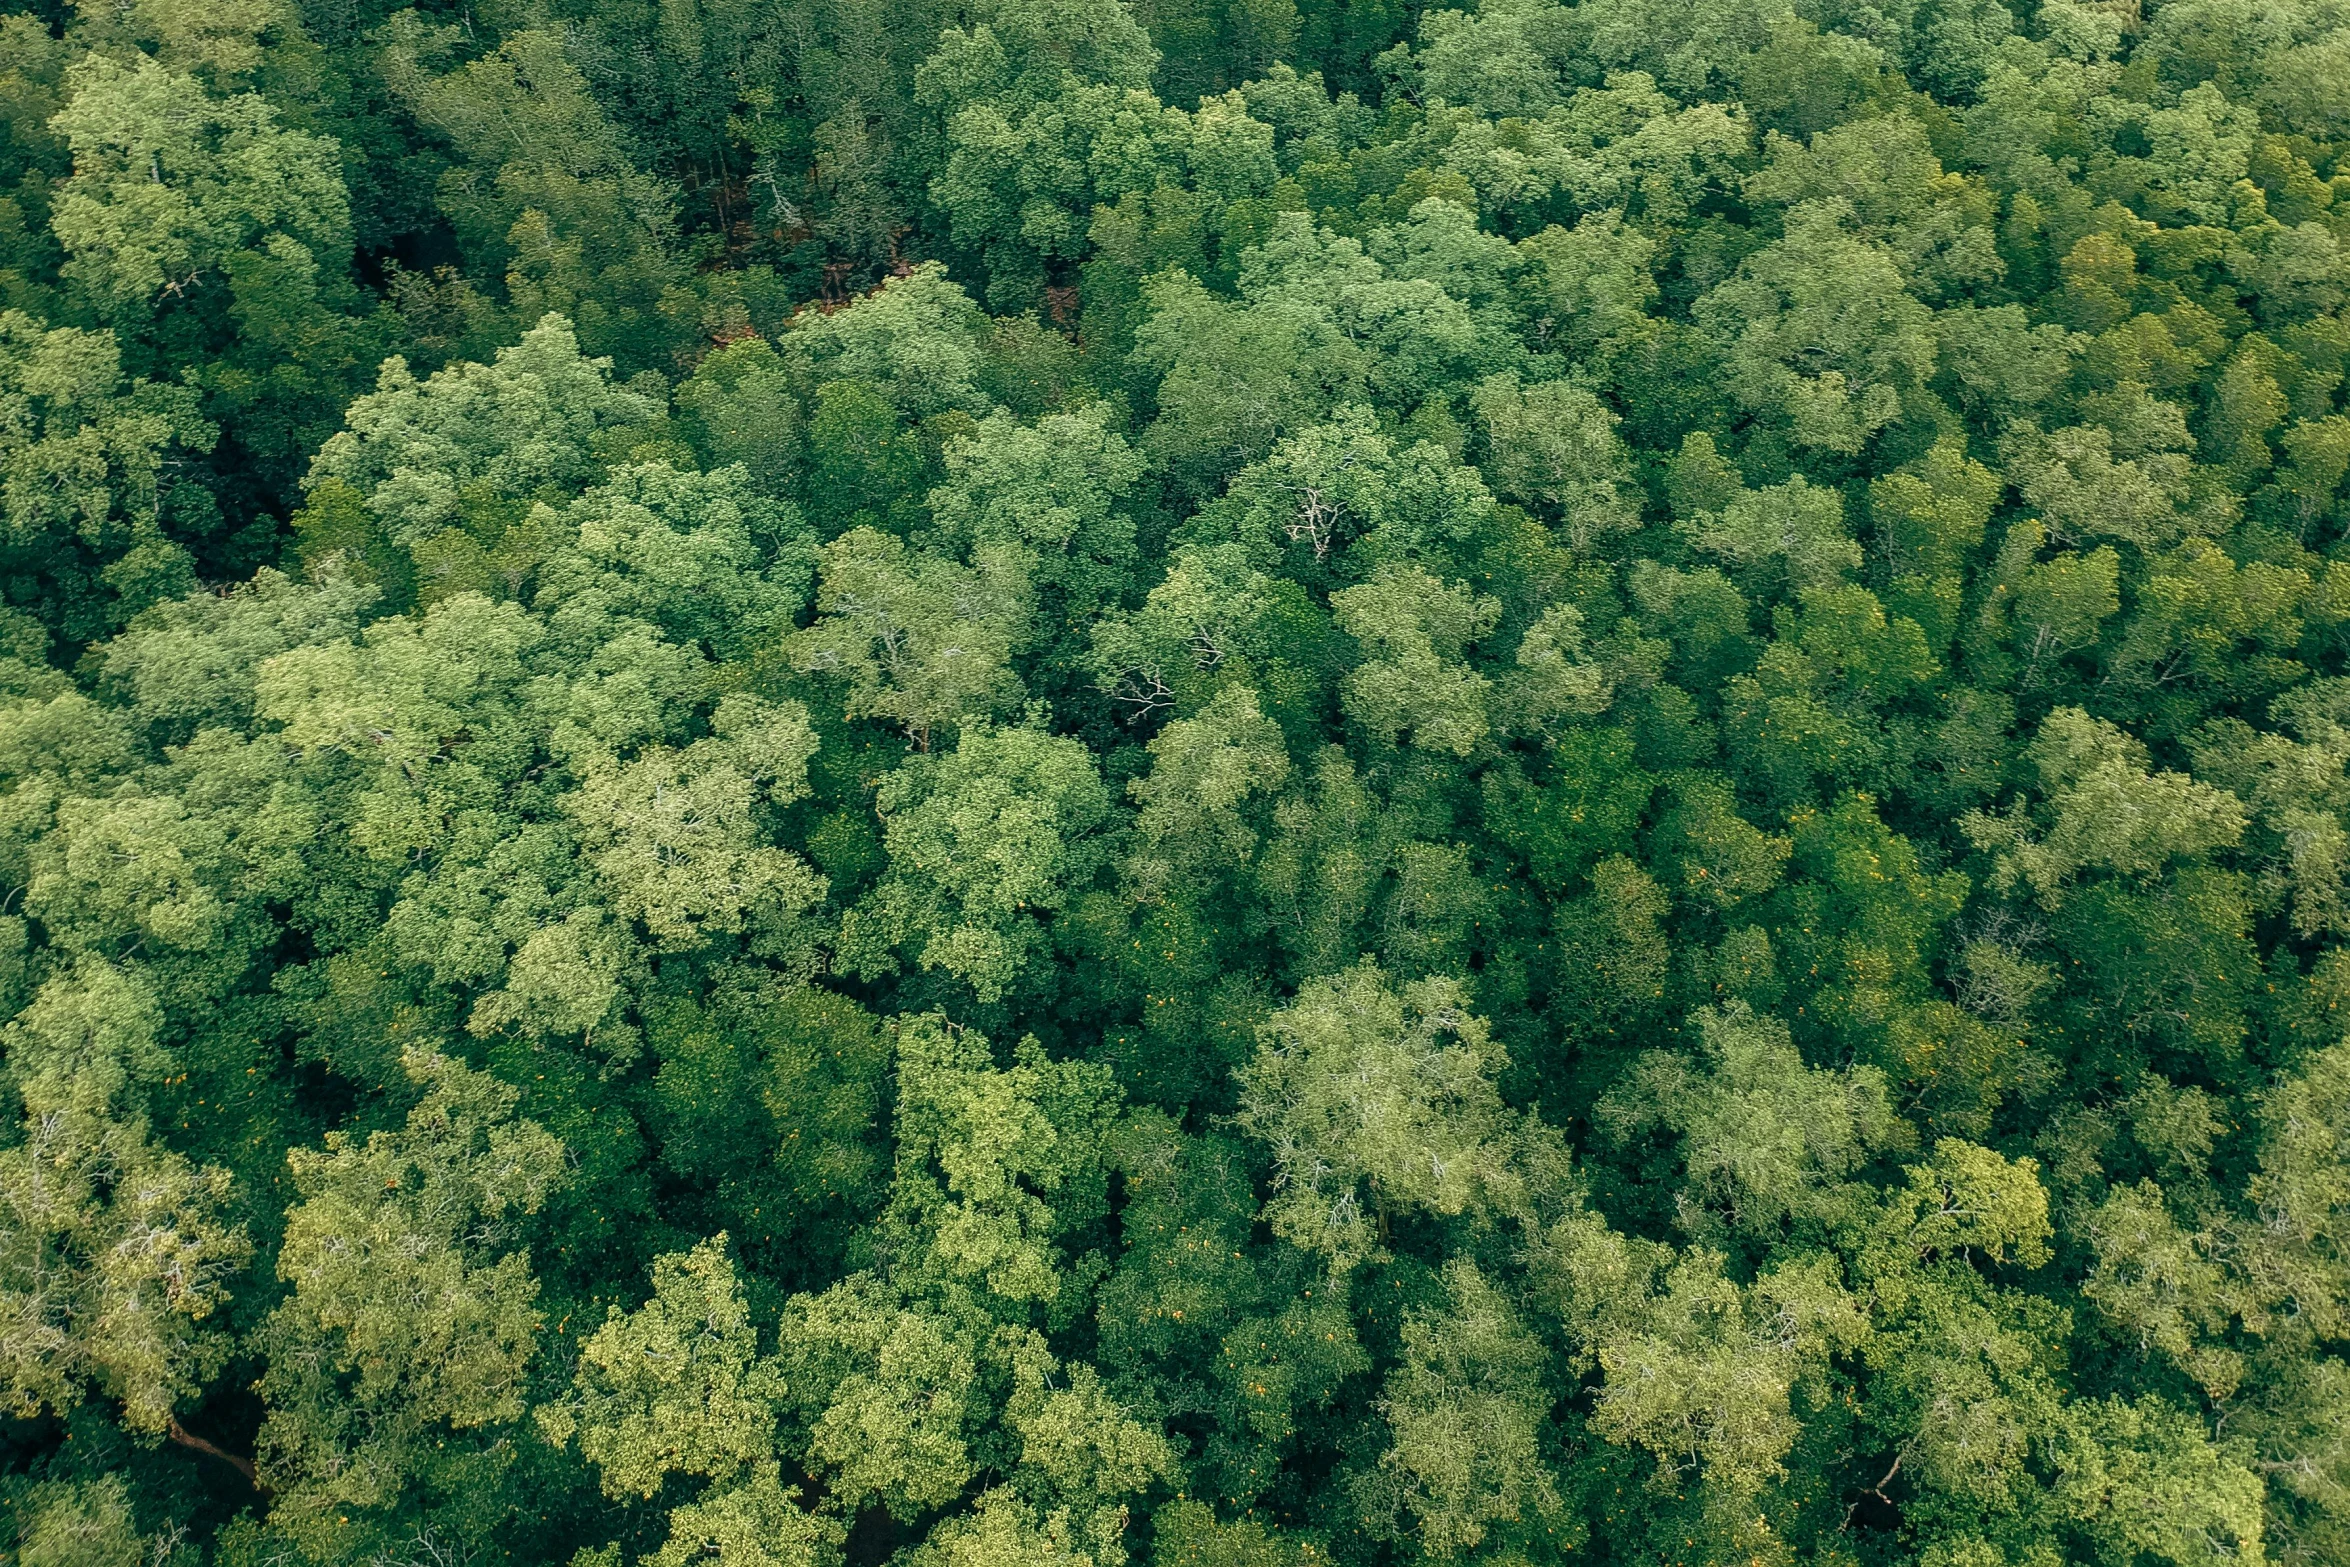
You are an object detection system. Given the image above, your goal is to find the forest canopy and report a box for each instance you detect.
[5,2,2350,1566]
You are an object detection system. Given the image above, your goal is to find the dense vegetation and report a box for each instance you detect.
[6,1,2350,1565]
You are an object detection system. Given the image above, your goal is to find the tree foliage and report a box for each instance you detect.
[8,5,2350,1567]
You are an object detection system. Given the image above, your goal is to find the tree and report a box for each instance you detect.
[1472,374,1640,553]
[0,311,213,643]
[566,693,827,961]
[1685,474,1864,599]
[675,338,802,498]
[844,721,1112,1003]
[546,1235,844,1567]
[1357,1259,1565,1558]
[300,315,663,601]
[776,1013,1160,1537]
[48,54,348,315]
[47,49,378,505]
[1329,567,1500,757]
[549,1235,785,1498]
[1124,685,1292,899]
[781,262,995,422]
[928,402,1144,634]
[533,461,812,661]
[257,1046,566,1548]
[1233,964,1520,1273]
[0,959,246,1437]
[1597,1001,1905,1245]
[1089,543,1277,722]
[378,24,692,370]
[1962,707,2248,907]
[791,528,1030,752]
[1696,200,1938,456]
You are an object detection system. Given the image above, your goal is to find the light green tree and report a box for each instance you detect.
[1696,200,1937,455]
[1124,685,1291,899]
[844,721,1111,1002]
[1357,1258,1564,1558]
[1962,707,2248,906]
[1234,964,1521,1273]
[0,310,214,642]
[48,52,349,314]
[1329,567,1500,757]
[1088,543,1274,721]
[0,958,247,1437]
[1686,474,1864,598]
[781,262,994,421]
[565,694,826,960]
[928,403,1144,630]
[1471,373,1640,552]
[258,1046,566,1546]
[792,528,1031,752]
[776,1014,1162,1542]
[1598,1001,1906,1242]
[550,1234,785,1498]
[545,1235,844,1567]
[302,314,663,590]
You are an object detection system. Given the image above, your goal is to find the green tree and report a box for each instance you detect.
[0,958,247,1437]
[843,720,1112,1003]
[0,310,213,643]
[793,528,1031,752]
[257,1046,566,1550]
[1233,964,1521,1273]
[300,314,664,602]
[379,24,692,370]
[48,53,348,314]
